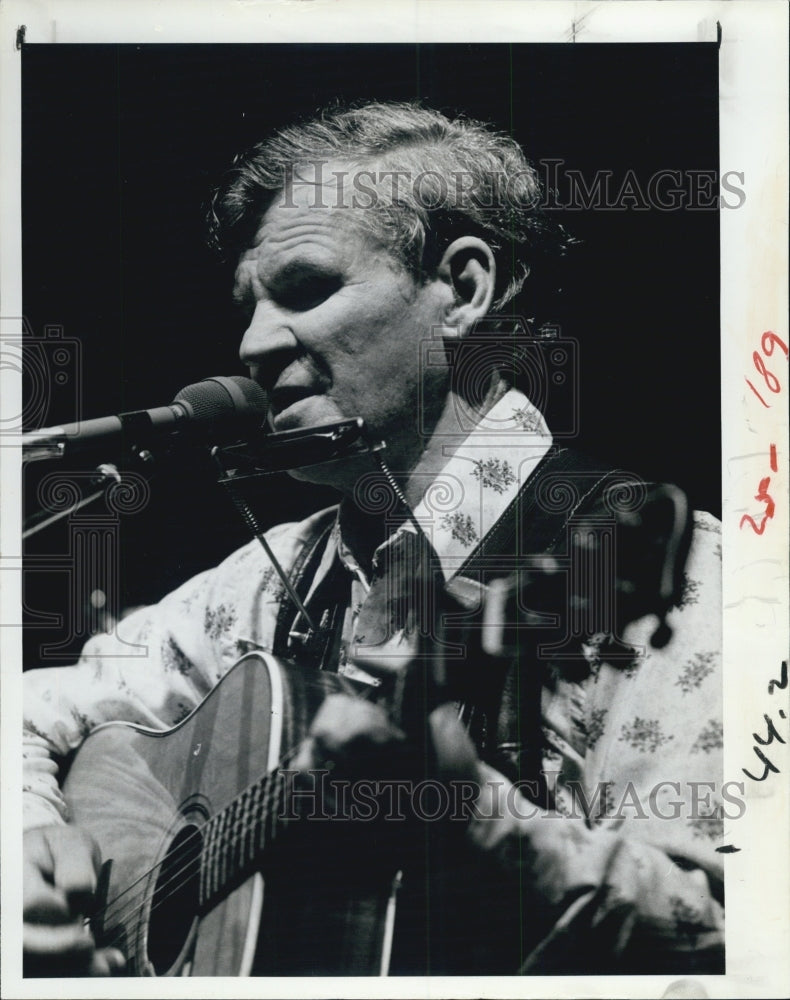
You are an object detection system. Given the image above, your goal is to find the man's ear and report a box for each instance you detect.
[435,236,496,338]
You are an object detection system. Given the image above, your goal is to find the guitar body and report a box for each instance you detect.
[62,653,397,976]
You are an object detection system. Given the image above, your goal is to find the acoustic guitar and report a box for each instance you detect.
[61,481,691,976]
[62,653,402,976]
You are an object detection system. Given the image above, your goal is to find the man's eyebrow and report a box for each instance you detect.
[269,257,338,284]
[231,254,339,305]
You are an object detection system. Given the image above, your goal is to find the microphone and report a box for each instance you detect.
[22,375,269,462]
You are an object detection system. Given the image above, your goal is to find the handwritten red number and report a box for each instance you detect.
[745,378,770,407]
[740,475,775,535]
[753,351,781,394]
[740,513,768,535]
[755,476,775,518]
[741,333,784,534]
[747,333,787,406]
[762,330,789,359]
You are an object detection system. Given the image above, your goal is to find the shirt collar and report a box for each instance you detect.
[332,387,552,585]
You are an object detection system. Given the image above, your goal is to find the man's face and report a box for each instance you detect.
[234,180,451,489]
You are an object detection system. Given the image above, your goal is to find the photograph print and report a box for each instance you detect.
[17,37,728,981]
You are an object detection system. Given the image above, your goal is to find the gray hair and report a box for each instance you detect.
[208,101,573,313]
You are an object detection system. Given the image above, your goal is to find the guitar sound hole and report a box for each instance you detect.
[147,823,202,975]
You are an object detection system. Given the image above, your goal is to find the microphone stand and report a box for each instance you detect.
[22,463,123,541]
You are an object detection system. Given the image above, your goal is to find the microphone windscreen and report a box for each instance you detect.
[174,375,268,427]
[228,375,270,418]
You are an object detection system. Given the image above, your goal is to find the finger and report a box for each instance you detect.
[24,926,124,977]
[24,849,73,925]
[45,827,101,916]
[88,947,127,977]
[23,880,76,926]
[24,919,95,969]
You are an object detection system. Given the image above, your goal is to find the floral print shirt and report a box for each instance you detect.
[23,388,724,971]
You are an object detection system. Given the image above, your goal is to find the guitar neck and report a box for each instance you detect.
[199,769,286,908]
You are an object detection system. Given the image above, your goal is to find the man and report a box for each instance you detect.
[23,101,724,976]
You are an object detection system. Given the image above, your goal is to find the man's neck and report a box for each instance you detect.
[334,375,512,569]
[401,377,511,510]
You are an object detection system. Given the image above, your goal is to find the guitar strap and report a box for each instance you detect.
[455,446,650,787]
[460,445,627,569]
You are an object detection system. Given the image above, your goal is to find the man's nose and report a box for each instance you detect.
[238,303,299,377]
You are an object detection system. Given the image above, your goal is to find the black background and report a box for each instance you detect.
[22,43,720,665]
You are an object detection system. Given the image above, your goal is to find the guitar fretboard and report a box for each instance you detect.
[198,769,287,907]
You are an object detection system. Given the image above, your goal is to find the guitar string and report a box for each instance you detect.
[108,682,429,970]
[91,739,294,927]
[92,678,378,952]
[96,767,288,962]
[99,741,400,966]
[93,663,353,920]
[93,745,294,927]
[99,758,312,967]
[93,661,365,922]
[96,696,385,961]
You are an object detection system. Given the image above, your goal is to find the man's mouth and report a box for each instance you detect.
[268,385,325,430]
[270,385,317,416]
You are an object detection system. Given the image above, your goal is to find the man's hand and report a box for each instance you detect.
[24,825,126,977]
[292,694,484,810]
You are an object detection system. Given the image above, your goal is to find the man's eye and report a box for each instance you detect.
[275,275,342,311]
